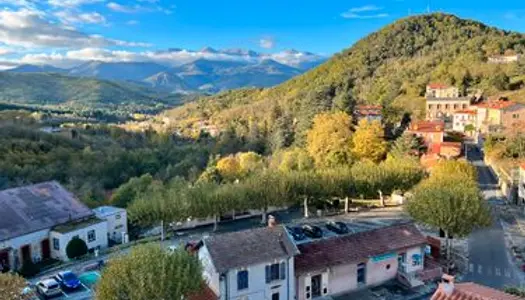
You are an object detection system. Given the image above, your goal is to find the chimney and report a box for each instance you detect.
[268,215,277,228]
[441,274,455,295]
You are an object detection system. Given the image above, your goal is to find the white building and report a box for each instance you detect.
[93,206,128,243]
[488,54,521,64]
[199,224,299,300]
[452,110,477,133]
[0,182,108,270]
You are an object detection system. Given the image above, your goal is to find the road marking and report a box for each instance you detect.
[61,290,69,298]
[469,263,474,273]
[505,269,511,278]
[478,265,482,274]
[495,268,501,276]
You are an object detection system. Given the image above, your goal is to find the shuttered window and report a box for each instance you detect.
[265,261,286,283]
[237,270,248,290]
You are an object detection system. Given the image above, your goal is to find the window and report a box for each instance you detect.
[445,104,449,110]
[237,270,248,290]
[88,230,96,243]
[265,262,286,283]
[357,263,366,285]
[272,293,279,300]
[53,238,60,250]
[437,104,441,109]
[453,104,458,109]
[428,104,433,110]
[115,214,121,220]
[462,104,467,109]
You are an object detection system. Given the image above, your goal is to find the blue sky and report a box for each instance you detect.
[0,0,523,68]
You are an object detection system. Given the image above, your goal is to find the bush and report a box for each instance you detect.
[66,238,88,259]
[19,260,39,277]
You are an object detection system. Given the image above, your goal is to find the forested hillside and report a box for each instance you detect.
[0,72,184,117]
[163,13,525,151]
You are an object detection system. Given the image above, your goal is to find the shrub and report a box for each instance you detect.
[66,238,88,259]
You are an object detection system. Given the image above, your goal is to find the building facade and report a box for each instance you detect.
[426,98,471,122]
[474,101,525,133]
[294,223,427,300]
[406,121,445,146]
[452,110,477,133]
[93,206,128,243]
[0,182,109,270]
[199,225,298,300]
[426,84,460,99]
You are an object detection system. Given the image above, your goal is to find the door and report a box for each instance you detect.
[21,245,31,263]
[41,239,50,260]
[398,253,406,273]
[0,250,10,272]
[311,274,322,298]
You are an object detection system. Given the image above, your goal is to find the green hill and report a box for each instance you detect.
[0,72,184,116]
[163,13,525,148]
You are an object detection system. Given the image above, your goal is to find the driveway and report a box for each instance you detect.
[462,143,524,288]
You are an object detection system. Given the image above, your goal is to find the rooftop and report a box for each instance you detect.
[92,206,126,218]
[408,121,445,133]
[474,100,520,110]
[52,216,105,234]
[431,282,522,300]
[454,110,477,115]
[0,181,94,242]
[204,225,298,274]
[294,222,427,275]
[427,83,451,89]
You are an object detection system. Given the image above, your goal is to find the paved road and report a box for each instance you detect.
[462,144,523,288]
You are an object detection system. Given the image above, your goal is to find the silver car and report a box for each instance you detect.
[36,278,62,299]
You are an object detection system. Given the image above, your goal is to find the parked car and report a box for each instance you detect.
[325,221,349,234]
[302,224,323,239]
[36,278,62,299]
[54,271,81,290]
[286,226,306,241]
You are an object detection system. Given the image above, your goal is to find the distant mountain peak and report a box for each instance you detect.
[201,47,219,54]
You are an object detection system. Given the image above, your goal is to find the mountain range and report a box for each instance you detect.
[6,49,325,94]
[162,13,525,147]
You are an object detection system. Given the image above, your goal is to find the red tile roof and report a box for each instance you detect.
[408,121,445,133]
[428,83,451,89]
[188,285,218,300]
[454,110,477,115]
[474,100,517,110]
[431,282,522,300]
[294,223,427,275]
[355,105,382,116]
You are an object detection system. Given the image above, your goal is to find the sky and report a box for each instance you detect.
[0,0,524,68]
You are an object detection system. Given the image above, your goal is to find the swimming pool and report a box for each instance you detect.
[78,271,101,289]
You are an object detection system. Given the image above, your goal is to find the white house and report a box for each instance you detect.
[93,206,128,243]
[0,181,108,270]
[199,223,299,300]
[452,110,477,134]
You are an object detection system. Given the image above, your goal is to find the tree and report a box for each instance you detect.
[238,152,265,176]
[216,155,241,182]
[406,167,491,269]
[271,148,314,173]
[0,272,31,300]
[352,119,388,163]
[306,111,354,168]
[66,237,88,259]
[95,244,202,300]
[110,174,154,208]
[430,160,477,182]
[389,132,424,158]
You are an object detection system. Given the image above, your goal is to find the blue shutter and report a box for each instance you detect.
[265,265,271,283]
[280,262,286,280]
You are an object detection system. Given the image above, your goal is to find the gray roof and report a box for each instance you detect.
[205,225,298,273]
[93,206,126,218]
[0,181,94,241]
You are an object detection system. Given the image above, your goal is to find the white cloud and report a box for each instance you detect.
[126,20,139,25]
[0,48,12,56]
[55,11,107,24]
[107,2,144,13]
[341,5,388,19]
[259,37,275,49]
[107,1,173,14]
[11,47,325,69]
[0,0,37,9]
[0,9,147,48]
[48,0,105,8]
[348,5,382,13]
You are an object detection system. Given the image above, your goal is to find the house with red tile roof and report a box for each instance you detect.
[294,223,436,300]
[430,274,522,300]
[354,105,382,123]
[426,84,460,98]
[452,110,477,134]
[406,121,445,146]
[473,100,525,133]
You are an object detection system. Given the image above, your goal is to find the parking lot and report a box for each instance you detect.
[32,271,100,300]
